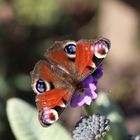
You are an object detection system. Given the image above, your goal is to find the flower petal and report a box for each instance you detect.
[78,95,92,106]
[70,94,80,107]
[92,65,103,79]
[89,83,97,99]
[82,76,97,87]
[70,65,103,107]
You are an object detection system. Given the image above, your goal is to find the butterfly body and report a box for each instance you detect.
[31,38,110,127]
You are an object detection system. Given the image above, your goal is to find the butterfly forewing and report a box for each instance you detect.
[75,38,110,79]
[44,38,110,81]
[31,60,73,127]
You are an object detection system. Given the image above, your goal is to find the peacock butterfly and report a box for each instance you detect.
[31,38,110,127]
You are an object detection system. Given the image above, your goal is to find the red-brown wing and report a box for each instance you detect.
[36,88,71,111]
[44,41,77,75]
[36,88,71,127]
[44,38,110,80]
[76,40,94,75]
[31,60,73,127]
[76,39,110,78]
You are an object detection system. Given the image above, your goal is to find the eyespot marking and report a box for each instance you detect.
[36,79,46,93]
[94,39,110,59]
[33,79,51,94]
[40,108,59,126]
[64,42,76,59]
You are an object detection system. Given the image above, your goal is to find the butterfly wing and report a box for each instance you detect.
[44,38,110,81]
[75,38,110,78]
[44,40,77,75]
[31,60,73,127]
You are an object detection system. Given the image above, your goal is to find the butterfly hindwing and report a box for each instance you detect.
[31,60,73,126]
[44,40,77,76]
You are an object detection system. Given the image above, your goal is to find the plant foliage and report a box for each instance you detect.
[6,98,72,140]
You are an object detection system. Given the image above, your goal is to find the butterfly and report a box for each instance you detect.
[31,38,110,127]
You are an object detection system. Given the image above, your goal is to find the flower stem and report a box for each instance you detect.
[84,104,94,115]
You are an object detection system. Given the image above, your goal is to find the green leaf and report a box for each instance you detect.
[6,98,72,140]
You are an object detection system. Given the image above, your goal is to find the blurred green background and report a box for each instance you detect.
[0,0,140,139]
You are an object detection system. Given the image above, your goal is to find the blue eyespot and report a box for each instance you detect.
[64,44,76,54]
[36,79,46,93]
[64,43,76,59]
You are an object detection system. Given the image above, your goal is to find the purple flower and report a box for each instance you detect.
[92,64,103,79]
[70,76,97,107]
[70,65,103,108]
